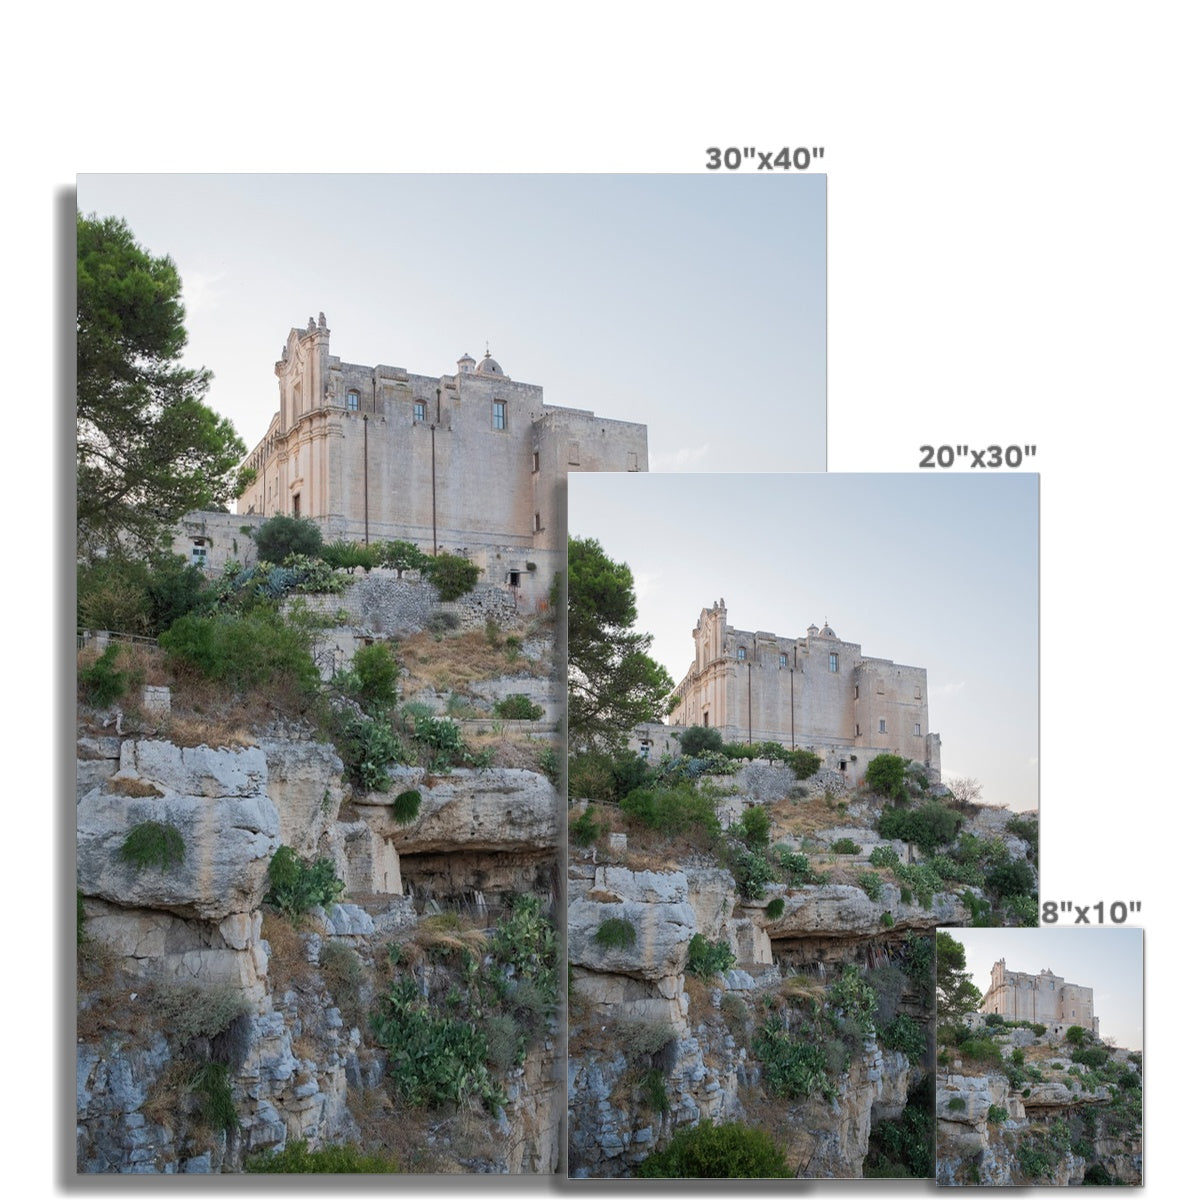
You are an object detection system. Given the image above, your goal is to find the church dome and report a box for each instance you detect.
[457,352,476,372]
[820,623,837,639]
[476,351,504,376]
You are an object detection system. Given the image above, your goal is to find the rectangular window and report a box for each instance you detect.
[508,571,520,587]
[292,494,301,518]
[914,723,921,736]
[414,401,426,422]
[856,723,860,737]
[627,451,639,471]
[346,390,360,411]
[737,647,746,661]
[879,719,887,734]
[191,540,207,567]
[568,440,581,465]
[779,652,788,666]
[829,653,839,673]
[534,512,543,533]
[492,400,506,430]
[532,451,540,473]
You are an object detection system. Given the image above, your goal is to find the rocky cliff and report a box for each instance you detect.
[77,729,561,1174]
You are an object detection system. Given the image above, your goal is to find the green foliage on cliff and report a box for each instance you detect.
[636,1120,790,1178]
[245,1140,395,1173]
[864,753,909,801]
[425,553,482,601]
[264,846,344,919]
[686,934,736,980]
[594,918,636,950]
[119,821,186,872]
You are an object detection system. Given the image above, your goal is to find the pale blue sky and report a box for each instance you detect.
[948,927,1143,1052]
[569,472,1038,813]
[76,174,826,471]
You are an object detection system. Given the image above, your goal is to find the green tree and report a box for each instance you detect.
[77,212,247,555]
[936,931,983,1024]
[252,515,323,564]
[566,537,674,750]
[865,753,909,801]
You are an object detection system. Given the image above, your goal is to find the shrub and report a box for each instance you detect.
[958,1038,1003,1066]
[189,1061,238,1131]
[375,540,430,572]
[253,515,323,563]
[159,610,320,695]
[880,1013,925,1060]
[753,1016,834,1101]
[858,871,883,901]
[620,783,720,840]
[869,844,902,869]
[987,1104,1009,1124]
[985,855,1036,899]
[881,911,894,927]
[594,918,636,950]
[79,644,132,707]
[264,846,345,920]
[678,725,724,757]
[352,643,399,714]
[319,539,376,571]
[1065,1024,1089,1046]
[686,933,736,979]
[150,982,248,1042]
[372,977,504,1114]
[877,802,961,854]
[336,712,407,792]
[410,713,469,771]
[865,753,909,801]
[538,744,560,786]
[638,1068,671,1114]
[776,847,814,885]
[391,788,421,824]
[830,837,862,855]
[119,821,186,872]
[947,1096,967,1112]
[568,805,605,847]
[735,804,771,852]
[424,554,481,601]
[246,1140,394,1173]
[493,694,545,721]
[1005,814,1038,851]
[784,748,822,780]
[1071,1045,1109,1069]
[765,897,786,920]
[637,1120,789,1178]
[728,845,775,901]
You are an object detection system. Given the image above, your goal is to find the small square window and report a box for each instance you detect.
[414,401,426,422]
[492,400,507,430]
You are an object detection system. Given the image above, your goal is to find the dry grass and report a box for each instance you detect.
[775,798,870,841]
[261,911,317,988]
[412,912,489,962]
[140,1058,193,1131]
[463,730,549,773]
[108,776,164,798]
[399,625,549,696]
[779,973,828,1004]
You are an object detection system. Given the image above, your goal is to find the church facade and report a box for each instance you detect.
[981,959,1099,1037]
[667,600,941,784]
[234,315,648,608]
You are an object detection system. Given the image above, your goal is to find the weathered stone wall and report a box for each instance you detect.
[669,601,940,782]
[236,319,647,612]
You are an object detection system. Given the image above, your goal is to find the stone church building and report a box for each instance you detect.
[981,959,1099,1038]
[207,314,647,609]
[665,600,941,784]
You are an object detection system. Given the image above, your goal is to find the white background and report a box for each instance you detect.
[11,2,1193,1192]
